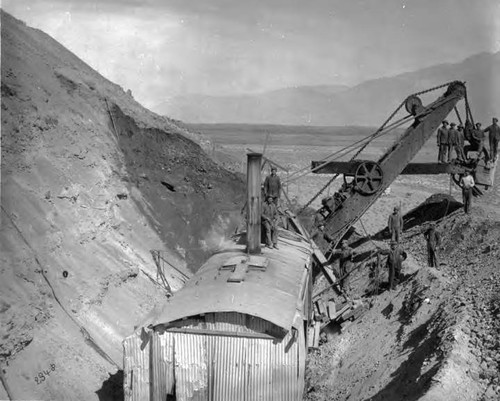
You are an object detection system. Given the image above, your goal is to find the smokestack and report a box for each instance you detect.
[246,153,262,254]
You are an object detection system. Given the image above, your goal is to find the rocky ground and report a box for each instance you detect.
[305,191,500,401]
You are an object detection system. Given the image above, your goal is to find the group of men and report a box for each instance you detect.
[259,149,473,292]
[389,204,444,274]
[310,205,406,294]
[436,117,500,164]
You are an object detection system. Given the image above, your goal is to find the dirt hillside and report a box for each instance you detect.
[307,181,500,400]
[0,11,244,400]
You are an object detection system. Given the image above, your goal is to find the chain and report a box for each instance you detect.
[297,81,459,217]
[297,173,340,214]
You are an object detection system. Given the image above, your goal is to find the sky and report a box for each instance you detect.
[2,0,500,109]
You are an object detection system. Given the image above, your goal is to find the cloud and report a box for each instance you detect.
[3,0,499,110]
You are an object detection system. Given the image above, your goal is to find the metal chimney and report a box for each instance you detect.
[246,153,262,254]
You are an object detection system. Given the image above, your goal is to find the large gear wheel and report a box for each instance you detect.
[354,161,384,195]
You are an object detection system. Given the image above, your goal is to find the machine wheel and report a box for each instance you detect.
[354,161,384,195]
[405,95,423,116]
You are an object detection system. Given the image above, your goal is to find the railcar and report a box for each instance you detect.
[123,154,314,401]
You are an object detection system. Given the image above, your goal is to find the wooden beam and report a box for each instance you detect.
[311,161,465,175]
[165,327,277,339]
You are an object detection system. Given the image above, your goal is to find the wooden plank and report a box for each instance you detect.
[327,301,336,320]
[307,325,315,348]
[330,304,351,321]
[287,213,340,287]
[313,321,321,348]
[315,300,327,319]
[166,327,276,340]
[227,262,247,282]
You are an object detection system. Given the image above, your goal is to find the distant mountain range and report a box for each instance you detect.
[153,52,500,126]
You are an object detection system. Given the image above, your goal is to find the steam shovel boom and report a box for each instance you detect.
[311,81,474,247]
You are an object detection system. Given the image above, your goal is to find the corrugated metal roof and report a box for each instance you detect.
[143,229,313,332]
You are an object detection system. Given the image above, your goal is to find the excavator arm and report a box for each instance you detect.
[312,81,471,246]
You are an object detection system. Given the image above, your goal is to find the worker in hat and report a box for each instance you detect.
[377,241,406,290]
[484,117,500,162]
[387,206,404,243]
[264,166,282,205]
[437,120,449,164]
[465,121,490,162]
[460,171,475,214]
[329,240,358,293]
[448,122,463,162]
[456,124,466,161]
[386,241,406,290]
[261,194,279,248]
[423,222,441,267]
[311,223,335,257]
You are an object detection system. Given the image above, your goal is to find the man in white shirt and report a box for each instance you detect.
[460,172,475,214]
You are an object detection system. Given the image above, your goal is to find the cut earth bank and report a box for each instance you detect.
[1,11,244,400]
[306,191,500,401]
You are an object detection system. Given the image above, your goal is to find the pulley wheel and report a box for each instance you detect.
[405,95,423,116]
[354,161,384,195]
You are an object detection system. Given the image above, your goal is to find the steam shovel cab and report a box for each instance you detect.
[123,153,314,401]
[123,233,313,401]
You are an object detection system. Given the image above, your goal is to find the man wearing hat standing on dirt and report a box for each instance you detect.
[387,206,404,243]
[484,117,500,162]
[437,120,449,164]
[262,195,279,249]
[385,241,406,290]
[264,166,282,205]
[423,222,440,267]
[330,240,357,293]
[460,171,475,214]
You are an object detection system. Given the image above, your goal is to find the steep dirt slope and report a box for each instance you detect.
[307,195,500,401]
[0,11,244,400]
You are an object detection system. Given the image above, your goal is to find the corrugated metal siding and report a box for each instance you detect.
[297,325,306,398]
[123,332,151,401]
[246,335,273,400]
[213,335,247,401]
[124,316,307,401]
[176,333,209,401]
[170,315,304,401]
[272,329,297,401]
[123,235,312,401]
[151,331,174,401]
